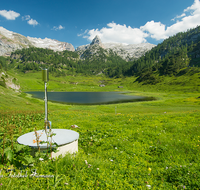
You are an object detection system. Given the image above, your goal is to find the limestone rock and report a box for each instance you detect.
[27,36,75,51]
[90,35,104,48]
[103,42,156,60]
[76,35,156,60]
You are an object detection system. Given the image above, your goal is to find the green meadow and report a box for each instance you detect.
[0,71,200,189]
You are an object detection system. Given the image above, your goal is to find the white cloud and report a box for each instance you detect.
[81,0,200,44]
[52,25,65,31]
[22,15,39,26]
[140,21,168,40]
[27,19,39,26]
[0,10,20,20]
[22,15,30,21]
[164,0,200,37]
[78,29,88,36]
[184,0,200,14]
[171,13,186,21]
[81,22,148,44]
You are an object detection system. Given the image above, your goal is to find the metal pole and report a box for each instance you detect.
[44,82,48,123]
[42,68,49,131]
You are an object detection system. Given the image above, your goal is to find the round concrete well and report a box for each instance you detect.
[17,129,79,158]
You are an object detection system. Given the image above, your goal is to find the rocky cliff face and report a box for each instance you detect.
[76,35,156,60]
[0,27,75,56]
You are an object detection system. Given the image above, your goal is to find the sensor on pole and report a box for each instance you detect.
[42,68,50,130]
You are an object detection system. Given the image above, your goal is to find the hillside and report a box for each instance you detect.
[122,26,200,84]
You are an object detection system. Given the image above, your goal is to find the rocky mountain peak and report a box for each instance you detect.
[90,35,101,45]
[90,35,104,48]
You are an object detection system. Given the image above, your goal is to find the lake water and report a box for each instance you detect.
[26,91,153,105]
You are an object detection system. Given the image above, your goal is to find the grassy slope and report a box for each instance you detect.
[0,70,200,189]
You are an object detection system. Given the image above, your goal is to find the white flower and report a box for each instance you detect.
[115,147,117,149]
[110,159,113,162]
[88,164,91,168]
[97,168,99,170]
[146,185,151,189]
[166,167,168,170]
[85,160,88,165]
[39,158,44,161]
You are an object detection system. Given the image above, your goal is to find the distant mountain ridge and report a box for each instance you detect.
[75,35,156,60]
[0,26,74,56]
[0,26,155,60]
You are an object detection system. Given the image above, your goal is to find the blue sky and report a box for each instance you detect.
[0,0,199,48]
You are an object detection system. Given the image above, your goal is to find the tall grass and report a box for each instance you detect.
[0,71,200,189]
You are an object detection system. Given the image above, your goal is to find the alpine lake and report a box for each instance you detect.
[26,91,155,105]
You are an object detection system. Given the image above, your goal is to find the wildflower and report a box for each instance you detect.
[97,168,99,170]
[85,160,88,165]
[39,158,44,161]
[71,125,78,128]
[148,168,151,172]
[110,159,113,162]
[183,186,186,189]
[166,167,168,170]
[0,183,2,186]
[146,184,151,189]
[88,164,91,168]
[64,183,68,185]
[115,147,117,149]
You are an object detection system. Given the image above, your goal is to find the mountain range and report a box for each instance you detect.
[1,25,200,87]
[75,35,156,60]
[0,26,155,60]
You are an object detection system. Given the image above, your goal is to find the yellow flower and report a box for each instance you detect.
[148,168,151,172]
